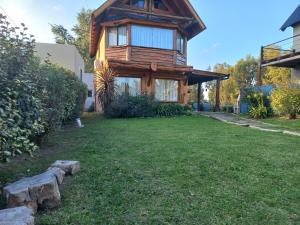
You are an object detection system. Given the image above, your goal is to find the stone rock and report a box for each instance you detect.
[3,178,38,212]
[3,170,62,211]
[46,167,65,185]
[28,172,61,209]
[0,206,34,225]
[51,160,80,175]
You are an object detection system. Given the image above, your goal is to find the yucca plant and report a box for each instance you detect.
[95,63,116,111]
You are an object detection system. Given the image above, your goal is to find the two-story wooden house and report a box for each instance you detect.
[90,0,229,111]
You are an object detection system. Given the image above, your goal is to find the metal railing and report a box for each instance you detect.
[261,34,300,64]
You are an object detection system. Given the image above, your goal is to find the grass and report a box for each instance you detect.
[260,117,300,132]
[1,115,300,225]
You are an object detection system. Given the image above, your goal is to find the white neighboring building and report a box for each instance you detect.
[34,43,95,110]
[35,43,84,79]
[82,73,95,110]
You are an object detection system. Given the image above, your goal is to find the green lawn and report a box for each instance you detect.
[261,117,300,132]
[1,115,300,225]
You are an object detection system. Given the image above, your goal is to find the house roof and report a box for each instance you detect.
[188,70,230,85]
[89,0,206,57]
[281,5,300,31]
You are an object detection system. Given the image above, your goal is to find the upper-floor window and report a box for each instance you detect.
[132,0,145,8]
[108,26,127,47]
[154,0,168,11]
[176,32,185,54]
[131,25,173,50]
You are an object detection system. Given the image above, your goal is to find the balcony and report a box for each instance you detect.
[261,34,300,68]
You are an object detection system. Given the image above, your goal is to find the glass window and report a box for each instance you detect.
[115,77,141,96]
[88,90,93,97]
[154,0,168,10]
[132,25,174,50]
[108,26,128,47]
[176,32,184,54]
[132,0,145,8]
[155,79,179,102]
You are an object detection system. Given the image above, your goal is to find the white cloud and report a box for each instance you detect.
[199,42,221,55]
[51,4,63,12]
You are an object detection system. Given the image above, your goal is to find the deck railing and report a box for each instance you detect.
[261,34,300,64]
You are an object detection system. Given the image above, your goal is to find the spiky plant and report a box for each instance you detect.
[95,63,116,111]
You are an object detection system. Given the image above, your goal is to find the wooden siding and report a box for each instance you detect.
[106,46,127,61]
[104,46,186,66]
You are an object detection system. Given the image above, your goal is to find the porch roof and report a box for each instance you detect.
[187,69,230,85]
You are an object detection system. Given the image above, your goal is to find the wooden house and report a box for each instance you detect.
[90,0,229,111]
[259,5,300,84]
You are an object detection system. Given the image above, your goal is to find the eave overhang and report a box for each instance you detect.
[187,70,230,85]
[89,0,206,58]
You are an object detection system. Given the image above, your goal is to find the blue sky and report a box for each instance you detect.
[0,0,298,69]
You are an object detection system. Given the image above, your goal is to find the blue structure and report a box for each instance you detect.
[240,85,274,114]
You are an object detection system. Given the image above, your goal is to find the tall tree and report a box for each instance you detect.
[51,8,94,72]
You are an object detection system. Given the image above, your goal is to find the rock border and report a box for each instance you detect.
[1,160,80,225]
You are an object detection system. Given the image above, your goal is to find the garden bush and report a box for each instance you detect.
[246,92,272,119]
[105,94,191,118]
[271,86,300,119]
[0,14,87,162]
[105,94,158,118]
[155,104,191,117]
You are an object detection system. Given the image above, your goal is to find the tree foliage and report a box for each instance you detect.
[51,8,94,72]
[271,85,300,119]
[0,14,87,162]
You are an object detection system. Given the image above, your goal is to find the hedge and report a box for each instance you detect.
[0,14,87,162]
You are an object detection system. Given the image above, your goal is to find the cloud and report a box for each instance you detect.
[212,42,220,49]
[51,4,63,12]
[199,42,221,55]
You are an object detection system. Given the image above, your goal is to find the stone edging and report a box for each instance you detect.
[0,160,80,225]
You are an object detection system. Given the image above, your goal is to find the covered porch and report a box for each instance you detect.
[188,69,230,111]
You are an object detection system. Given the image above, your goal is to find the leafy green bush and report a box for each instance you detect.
[105,94,158,118]
[35,64,87,131]
[0,14,87,162]
[246,92,272,119]
[156,104,191,117]
[105,94,191,118]
[0,14,45,161]
[271,86,300,119]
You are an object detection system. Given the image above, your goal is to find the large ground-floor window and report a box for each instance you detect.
[155,79,179,102]
[115,77,141,96]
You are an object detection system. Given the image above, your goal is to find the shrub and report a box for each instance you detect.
[105,94,191,118]
[246,92,272,119]
[271,86,300,119]
[156,104,191,117]
[0,15,87,162]
[105,94,158,118]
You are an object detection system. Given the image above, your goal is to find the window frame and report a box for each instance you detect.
[131,25,174,50]
[130,0,146,9]
[115,76,142,96]
[153,0,168,12]
[107,26,128,47]
[176,32,185,54]
[155,79,179,102]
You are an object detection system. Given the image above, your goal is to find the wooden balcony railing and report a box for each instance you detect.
[261,34,300,65]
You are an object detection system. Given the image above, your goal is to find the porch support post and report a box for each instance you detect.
[257,46,263,86]
[197,82,202,112]
[215,79,221,111]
